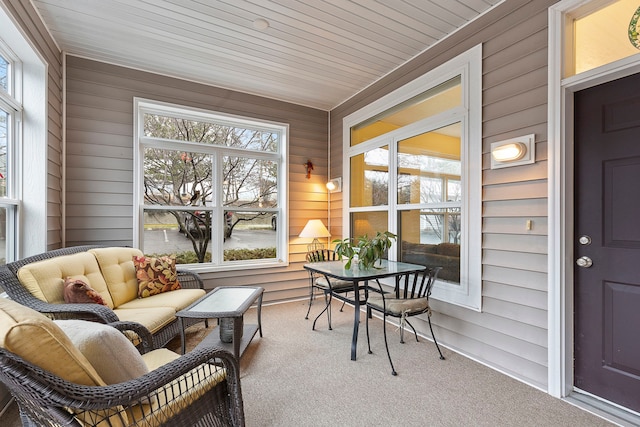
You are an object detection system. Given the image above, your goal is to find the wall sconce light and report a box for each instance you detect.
[490,134,535,169]
[326,177,342,193]
[299,219,331,252]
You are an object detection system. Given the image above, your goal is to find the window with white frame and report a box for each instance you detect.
[134,99,288,270]
[343,45,482,310]
[0,44,20,265]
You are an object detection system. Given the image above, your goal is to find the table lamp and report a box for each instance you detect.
[299,219,331,252]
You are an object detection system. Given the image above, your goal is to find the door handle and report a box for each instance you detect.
[576,256,593,268]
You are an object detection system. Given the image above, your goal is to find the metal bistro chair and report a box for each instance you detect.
[366,266,445,375]
[304,249,353,330]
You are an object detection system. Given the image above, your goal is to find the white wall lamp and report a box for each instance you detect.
[490,134,535,169]
[326,177,342,193]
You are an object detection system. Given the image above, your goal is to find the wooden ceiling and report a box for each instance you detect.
[32,0,503,110]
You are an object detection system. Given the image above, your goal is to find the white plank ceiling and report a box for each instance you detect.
[32,0,503,110]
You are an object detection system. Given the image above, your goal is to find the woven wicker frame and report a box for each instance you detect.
[0,345,245,426]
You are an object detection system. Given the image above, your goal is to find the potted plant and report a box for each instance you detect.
[333,231,397,269]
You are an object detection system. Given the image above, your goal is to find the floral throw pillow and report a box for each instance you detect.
[133,255,181,298]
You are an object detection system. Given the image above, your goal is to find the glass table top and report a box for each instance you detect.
[184,287,262,315]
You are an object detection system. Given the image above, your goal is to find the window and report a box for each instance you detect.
[134,99,288,271]
[570,0,640,77]
[343,45,482,310]
[0,45,20,265]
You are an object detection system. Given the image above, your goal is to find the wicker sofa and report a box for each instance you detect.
[0,297,244,426]
[0,245,206,348]
[400,241,460,283]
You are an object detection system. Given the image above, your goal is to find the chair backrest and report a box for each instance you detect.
[400,266,442,300]
[306,249,339,263]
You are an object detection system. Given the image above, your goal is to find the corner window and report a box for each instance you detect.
[343,45,482,310]
[0,46,20,265]
[134,99,288,271]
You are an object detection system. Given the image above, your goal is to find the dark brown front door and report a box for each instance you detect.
[574,72,640,413]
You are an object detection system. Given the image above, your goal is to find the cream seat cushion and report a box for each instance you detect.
[367,293,429,315]
[113,306,177,334]
[118,288,205,312]
[129,349,228,426]
[16,252,114,308]
[89,247,145,308]
[0,298,104,386]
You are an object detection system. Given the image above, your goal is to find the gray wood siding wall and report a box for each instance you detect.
[329,0,556,390]
[65,56,328,303]
[4,0,63,250]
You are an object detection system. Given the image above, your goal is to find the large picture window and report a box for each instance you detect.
[343,45,482,310]
[134,99,288,270]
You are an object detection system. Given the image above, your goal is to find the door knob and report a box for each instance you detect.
[576,256,593,268]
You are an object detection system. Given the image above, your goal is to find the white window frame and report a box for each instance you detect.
[0,5,47,260]
[133,98,289,272]
[342,45,482,311]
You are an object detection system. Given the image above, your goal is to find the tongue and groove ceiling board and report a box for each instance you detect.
[32,0,502,110]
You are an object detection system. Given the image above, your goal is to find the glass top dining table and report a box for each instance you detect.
[303,259,426,361]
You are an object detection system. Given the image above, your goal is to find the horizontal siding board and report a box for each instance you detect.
[483,49,548,91]
[66,130,132,147]
[66,167,133,183]
[482,161,548,186]
[483,198,547,217]
[66,192,131,205]
[431,312,547,366]
[483,233,547,254]
[482,265,547,292]
[481,297,547,330]
[484,281,547,310]
[65,228,132,241]
[483,249,547,273]
[483,84,547,122]
[431,302,548,348]
[483,179,547,201]
[482,104,547,136]
[483,29,548,74]
[483,216,547,235]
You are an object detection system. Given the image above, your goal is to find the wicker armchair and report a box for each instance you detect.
[0,245,205,348]
[0,345,245,426]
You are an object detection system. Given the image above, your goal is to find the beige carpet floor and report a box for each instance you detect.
[173,301,614,427]
[0,300,617,426]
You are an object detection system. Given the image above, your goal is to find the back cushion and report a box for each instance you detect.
[0,298,105,386]
[90,247,144,308]
[55,319,149,384]
[16,252,114,308]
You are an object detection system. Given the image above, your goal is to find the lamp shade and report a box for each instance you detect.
[299,220,331,238]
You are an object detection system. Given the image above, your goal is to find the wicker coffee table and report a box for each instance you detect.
[176,286,264,359]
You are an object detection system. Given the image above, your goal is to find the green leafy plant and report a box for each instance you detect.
[333,231,397,269]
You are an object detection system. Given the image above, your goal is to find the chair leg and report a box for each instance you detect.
[428,316,445,360]
[312,290,333,330]
[404,319,419,342]
[366,309,372,354]
[305,283,316,320]
[382,314,397,375]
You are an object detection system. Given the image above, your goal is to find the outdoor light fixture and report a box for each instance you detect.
[299,219,331,252]
[490,134,535,169]
[326,177,342,193]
